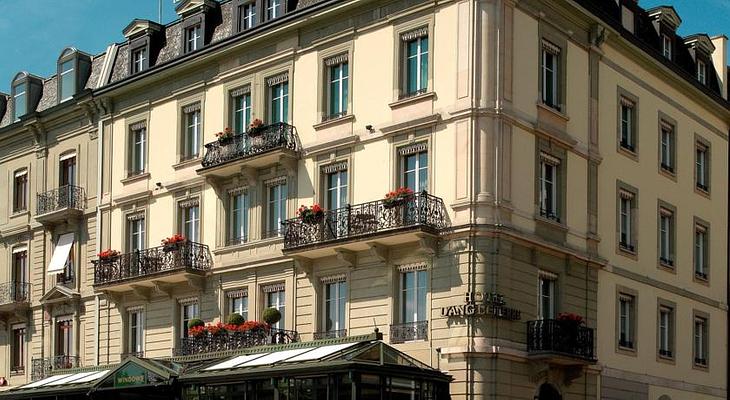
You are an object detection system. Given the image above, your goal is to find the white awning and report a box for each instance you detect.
[47,233,75,275]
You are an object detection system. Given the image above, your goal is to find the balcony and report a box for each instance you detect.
[390,321,428,344]
[0,281,31,315]
[283,192,448,257]
[93,241,211,292]
[173,328,299,357]
[526,320,595,365]
[31,355,80,380]
[35,185,85,225]
[197,123,299,179]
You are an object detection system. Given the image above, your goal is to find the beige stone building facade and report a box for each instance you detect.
[0,0,727,399]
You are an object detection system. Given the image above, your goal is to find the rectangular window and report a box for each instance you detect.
[13,83,26,121]
[327,60,349,119]
[232,91,252,134]
[619,191,635,251]
[132,47,147,74]
[239,3,256,30]
[180,301,199,338]
[59,59,75,102]
[186,24,202,53]
[659,208,674,267]
[539,157,559,221]
[404,35,429,97]
[400,147,428,193]
[13,249,27,286]
[56,318,73,357]
[541,42,560,110]
[13,170,27,213]
[179,202,200,242]
[183,107,201,160]
[128,310,144,356]
[59,155,76,186]
[400,269,427,323]
[697,60,707,84]
[269,81,289,124]
[266,182,287,236]
[128,216,145,252]
[694,316,708,366]
[662,34,672,59]
[265,287,286,329]
[58,240,76,285]
[324,280,346,333]
[11,325,25,374]
[325,170,348,210]
[229,191,249,245]
[619,99,635,151]
[696,143,709,191]
[229,291,249,320]
[538,273,556,320]
[130,125,146,175]
[658,306,673,358]
[266,0,282,20]
[660,124,674,173]
[618,294,634,349]
[695,225,708,280]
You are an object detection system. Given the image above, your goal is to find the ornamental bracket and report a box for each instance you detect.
[334,248,356,268]
[130,285,152,301]
[367,242,390,263]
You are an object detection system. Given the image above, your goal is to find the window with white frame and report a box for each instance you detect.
[185,24,202,53]
[662,34,672,59]
[268,74,289,124]
[180,300,199,338]
[128,308,144,356]
[129,121,146,176]
[263,284,285,329]
[618,293,635,349]
[59,59,75,102]
[619,190,635,251]
[179,199,200,242]
[541,40,560,110]
[131,47,147,74]
[539,154,560,221]
[399,143,428,193]
[696,142,709,191]
[619,97,635,151]
[326,55,349,119]
[13,169,27,213]
[12,247,28,287]
[695,224,708,280]
[694,316,708,366]
[59,153,77,187]
[127,213,145,252]
[400,266,427,324]
[55,316,74,357]
[401,28,429,98]
[265,0,282,20]
[659,208,674,267]
[265,178,287,237]
[658,305,673,358]
[325,166,348,210]
[697,59,707,84]
[11,324,25,374]
[238,2,256,31]
[538,271,556,320]
[229,188,249,245]
[182,103,202,160]
[322,276,346,334]
[231,86,252,134]
[13,82,26,121]
[228,289,249,320]
[660,123,675,172]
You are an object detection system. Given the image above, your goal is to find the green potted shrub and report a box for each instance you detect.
[227,313,245,326]
[262,307,282,326]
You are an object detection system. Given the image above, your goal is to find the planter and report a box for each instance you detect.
[163,243,181,252]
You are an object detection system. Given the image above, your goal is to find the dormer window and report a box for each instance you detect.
[662,34,672,59]
[56,48,91,104]
[186,24,202,52]
[132,47,147,74]
[239,2,256,30]
[123,19,163,74]
[266,0,283,20]
[697,60,707,84]
[59,60,75,102]
[12,82,26,121]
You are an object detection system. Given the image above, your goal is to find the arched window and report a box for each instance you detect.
[11,72,29,121]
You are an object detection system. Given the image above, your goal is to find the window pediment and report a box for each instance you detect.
[684,34,716,58]
[648,6,682,31]
[175,0,218,18]
[122,19,163,40]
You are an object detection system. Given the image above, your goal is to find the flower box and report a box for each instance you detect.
[297,204,325,224]
[383,187,414,209]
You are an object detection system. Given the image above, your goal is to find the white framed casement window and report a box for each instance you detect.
[697,59,707,84]
[399,143,428,193]
[179,299,199,338]
[127,213,145,252]
[658,305,673,358]
[322,275,347,334]
[267,74,289,124]
[326,55,349,119]
[399,266,427,324]
[660,124,674,173]
[263,283,286,329]
[619,97,635,151]
[228,289,249,320]
[129,121,146,176]
[618,293,634,349]
[231,86,252,134]
[55,315,74,357]
[539,153,560,222]
[13,82,26,121]
[11,323,25,374]
[265,178,287,237]
[13,169,28,213]
[659,208,674,267]
[618,190,635,251]
[538,271,556,320]
[238,2,256,30]
[128,308,144,356]
[59,59,75,102]
[696,142,709,191]
[694,316,708,366]
[325,168,348,210]
[185,24,202,52]
[695,224,708,280]
[401,28,429,98]
[265,0,282,20]
[229,188,249,245]
[541,40,560,110]
[662,34,672,59]
[131,47,147,74]
[182,103,202,161]
[178,199,200,242]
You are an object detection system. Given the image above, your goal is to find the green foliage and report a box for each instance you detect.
[262,307,282,325]
[227,313,245,325]
[187,318,204,329]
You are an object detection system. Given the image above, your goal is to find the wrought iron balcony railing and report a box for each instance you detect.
[283,191,448,250]
[0,281,31,304]
[36,185,85,216]
[174,328,299,356]
[93,241,211,286]
[390,321,428,344]
[313,329,347,340]
[200,123,298,169]
[31,355,80,380]
[526,319,595,361]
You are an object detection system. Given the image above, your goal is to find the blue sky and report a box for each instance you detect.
[0,0,728,94]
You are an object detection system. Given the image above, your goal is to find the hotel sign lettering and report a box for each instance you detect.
[441,292,521,321]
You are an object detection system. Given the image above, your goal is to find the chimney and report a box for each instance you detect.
[711,35,728,99]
